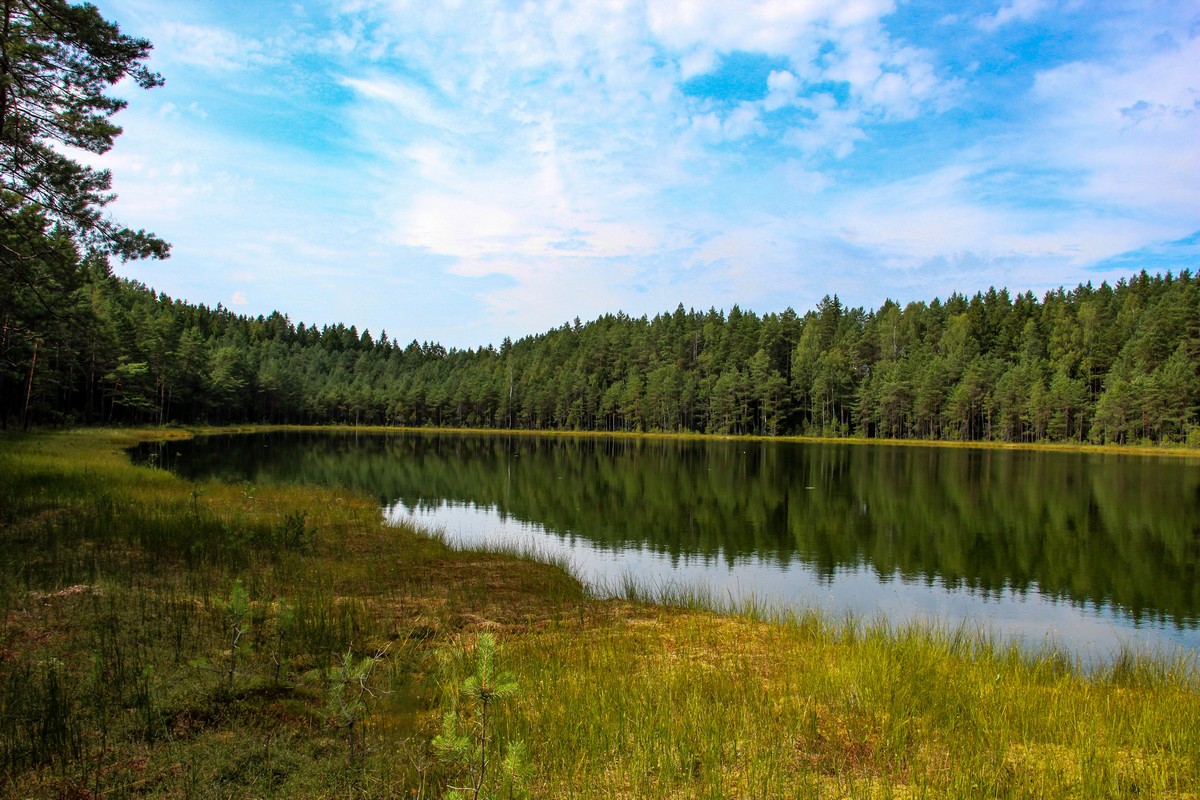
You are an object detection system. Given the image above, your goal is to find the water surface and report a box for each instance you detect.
[135,431,1200,661]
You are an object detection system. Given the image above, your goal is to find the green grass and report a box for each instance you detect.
[500,609,1199,798]
[1,428,1197,798]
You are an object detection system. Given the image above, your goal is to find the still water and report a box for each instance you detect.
[135,431,1200,661]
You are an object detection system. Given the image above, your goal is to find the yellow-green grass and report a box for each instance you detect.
[500,609,1198,798]
[1,428,1197,799]
[0,428,581,798]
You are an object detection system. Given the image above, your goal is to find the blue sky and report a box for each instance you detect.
[90,0,1199,348]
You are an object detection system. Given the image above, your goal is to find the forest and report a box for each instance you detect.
[3,260,1198,445]
[1,0,1196,445]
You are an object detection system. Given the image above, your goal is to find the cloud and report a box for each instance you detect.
[326,0,1191,334]
[339,76,461,131]
[155,101,208,120]
[782,102,868,159]
[679,49,718,80]
[153,22,270,72]
[976,0,1053,32]
[339,0,952,159]
[646,0,896,55]
[93,0,1200,350]
[763,69,800,111]
[231,291,248,306]
[1017,35,1200,222]
[645,2,953,157]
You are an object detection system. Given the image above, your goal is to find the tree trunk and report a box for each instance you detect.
[21,337,38,430]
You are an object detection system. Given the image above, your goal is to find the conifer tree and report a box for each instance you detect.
[0,0,167,258]
[1,0,166,426]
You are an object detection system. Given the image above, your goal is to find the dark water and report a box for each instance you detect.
[133,431,1200,660]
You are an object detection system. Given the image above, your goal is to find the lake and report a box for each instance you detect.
[134,430,1200,662]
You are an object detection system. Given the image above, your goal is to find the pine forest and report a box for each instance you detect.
[4,263,1197,446]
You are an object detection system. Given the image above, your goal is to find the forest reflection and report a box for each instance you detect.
[138,431,1200,629]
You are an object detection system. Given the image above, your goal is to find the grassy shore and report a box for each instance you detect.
[1,428,1197,799]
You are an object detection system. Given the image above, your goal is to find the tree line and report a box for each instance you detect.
[4,264,1198,446]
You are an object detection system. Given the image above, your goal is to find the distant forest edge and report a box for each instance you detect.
[3,266,1198,445]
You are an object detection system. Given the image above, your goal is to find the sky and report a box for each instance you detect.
[88,0,1199,349]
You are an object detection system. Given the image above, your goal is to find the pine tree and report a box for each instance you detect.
[0,0,167,257]
[1,0,166,426]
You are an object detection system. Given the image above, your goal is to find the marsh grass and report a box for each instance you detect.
[1,428,1197,798]
[0,429,581,798]
[499,607,1198,798]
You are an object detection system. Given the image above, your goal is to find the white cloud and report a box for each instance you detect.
[783,100,867,159]
[689,103,765,142]
[91,0,1200,348]
[976,0,1053,32]
[447,256,643,335]
[647,0,952,155]
[153,22,270,72]
[340,76,462,131]
[1026,36,1200,217]
[763,69,800,111]
[319,0,962,331]
[679,49,717,80]
[823,138,1192,279]
[646,0,895,54]
[231,291,248,306]
[155,101,208,121]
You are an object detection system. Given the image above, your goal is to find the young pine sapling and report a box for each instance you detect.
[327,645,388,761]
[433,633,530,800]
[224,581,250,692]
